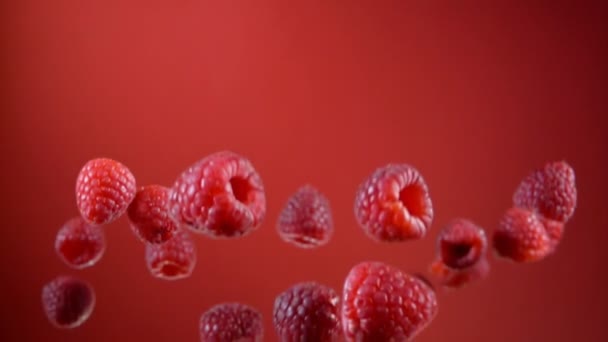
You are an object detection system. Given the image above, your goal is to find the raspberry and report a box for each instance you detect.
[75,158,137,225]
[430,257,490,289]
[342,261,438,341]
[169,151,266,238]
[55,216,106,269]
[436,218,487,269]
[273,282,341,342]
[513,160,577,223]
[493,207,552,262]
[277,185,334,248]
[128,185,179,244]
[354,164,433,242]
[145,229,196,280]
[199,302,263,342]
[42,275,95,329]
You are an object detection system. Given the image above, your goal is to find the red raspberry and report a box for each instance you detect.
[354,164,433,242]
[513,160,577,223]
[127,185,179,244]
[436,218,487,269]
[145,229,196,280]
[493,207,552,262]
[42,275,95,329]
[342,261,438,341]
[277,185,334,248]
[430,257,490,289]
[75,158,137,225]
[169,151,266,238]
[273,282,341,342]
[55,217,106,269]
[199,302,263,342]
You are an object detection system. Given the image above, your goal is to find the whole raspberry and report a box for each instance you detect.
[199,302,263,342]
[145,229,196,280]
[436,218,487,270]
[342,261,438,341]
[169,151,266,238]
[493,207,552,262]
[128,185,179,244]
[273,282,341,342]
[42,276,95,329]
[76,158,137,225]
[513,160,577,223]
[55,216,106,269]
[430,257,490,289]
[277,185,334,248]
[354,164,433,242]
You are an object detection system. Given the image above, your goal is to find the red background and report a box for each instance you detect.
[2,1,607,341]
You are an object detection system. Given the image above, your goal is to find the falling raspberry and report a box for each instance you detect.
[436,218,487,270]
[354,164,433,242]
[145,229,196,280]
[513,160,577,223]
[277,185,334,248]
[199,302,263,342]
[169,151,266,238]
[430,257,490,289]
[42,276,95,329]
[55,216,106,269]
[493,207,553,263]
[342,261,438,341]
[273,282,341,342]
[128,185,179,244]
[75,158,137,225]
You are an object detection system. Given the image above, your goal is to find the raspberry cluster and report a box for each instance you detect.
[43,155,577,341]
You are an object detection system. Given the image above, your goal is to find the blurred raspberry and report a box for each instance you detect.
[437,218,487,269]
[169,151,266,238]
[145,229,196,280]
[354,164,433,242]
[493,207,552,262]
[128,185,179,244]
[273,282,341,342]
[55,216,106,269]
[277,185,334,248]
[199,302,263,342]
[430,257,490,289]
[513,160,577,223]
[42,276,95,329]
[342,261,438,341]
[76,158,137,225]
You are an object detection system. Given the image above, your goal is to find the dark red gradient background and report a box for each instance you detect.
[2,1,607,341]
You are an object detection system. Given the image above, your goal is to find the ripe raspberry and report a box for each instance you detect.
[342,261,438,341]
[493,207,552,262]
[430,257,490,289]
[199,302,263,342]
[55,216,106,269]
[277,185,334,248]
[76,158,137,225]
[436,218,487,269]
[42,276,95,329]
[354,164,433,242]
[273,282,341,342]
[128,185,179,244]
[145,229,196,280]
[169,151,266,238]
[513,160,577,223]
